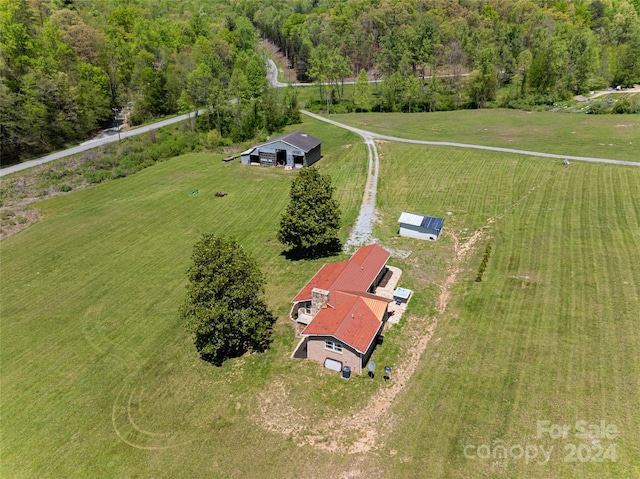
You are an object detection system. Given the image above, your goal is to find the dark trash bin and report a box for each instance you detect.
[341,366,351,380]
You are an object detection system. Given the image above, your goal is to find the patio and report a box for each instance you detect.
[374,266,412,325]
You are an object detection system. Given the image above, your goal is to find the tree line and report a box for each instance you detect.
[3,0,638,165]
[239,0,640,111]
[0,0,299,166]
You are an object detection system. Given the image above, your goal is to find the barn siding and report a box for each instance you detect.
[241,135,322,167]
[305,145,322,166]
[240,151,252,164]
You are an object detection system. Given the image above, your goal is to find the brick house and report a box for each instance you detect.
[291,244,392,373]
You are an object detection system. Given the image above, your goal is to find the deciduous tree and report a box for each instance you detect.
[180,234,276,366]
[353,68,371,112]
[467,47,497,108]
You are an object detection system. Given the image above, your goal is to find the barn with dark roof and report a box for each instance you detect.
[240,131,322,168]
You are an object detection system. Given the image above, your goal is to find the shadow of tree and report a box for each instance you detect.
[198,334,274,367]
[280,238,343,261]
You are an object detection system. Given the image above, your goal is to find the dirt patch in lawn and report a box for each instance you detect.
[0,207,42,239]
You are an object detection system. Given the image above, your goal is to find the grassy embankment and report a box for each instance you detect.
[1,113,639,478]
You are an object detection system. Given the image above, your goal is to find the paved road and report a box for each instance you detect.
[588,85,640,100]
[0,110,205,177]
[300,110,640,167]
[266,59,292,88]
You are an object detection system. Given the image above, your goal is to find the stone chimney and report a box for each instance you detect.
[311,288,330,316]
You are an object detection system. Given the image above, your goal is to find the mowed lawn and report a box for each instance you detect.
[0,118,380,478]
[2,113,639,478]
[330,109,640,161]
[366,143,640,478]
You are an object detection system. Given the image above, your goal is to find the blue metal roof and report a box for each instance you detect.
[420,216,444,231]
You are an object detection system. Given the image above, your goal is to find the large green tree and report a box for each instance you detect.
[180,234,276,366]
[277,166,342,256]
[467,47,498,108]
[353,68,371,112]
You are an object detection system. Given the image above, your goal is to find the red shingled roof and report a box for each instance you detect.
[301,291,388,353]
[292,244,390,302]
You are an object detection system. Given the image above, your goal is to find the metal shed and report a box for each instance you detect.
[240,131,322,168]
[398,212,444,241]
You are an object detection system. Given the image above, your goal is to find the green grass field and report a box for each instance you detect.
[1,113,639,478]
[0,118,382,477]
[328,109,640,161]
[369,143,640,478]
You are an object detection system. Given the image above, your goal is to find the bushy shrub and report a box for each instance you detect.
[588,77,608,91]
[206,129,222,149]
[40,169,72,181]
[84,169,111,184]
[611,98,640,114]
[506,98,536,110]
[87,153,119,171]
[476,243,492,282]
[435,94,459,111]
[111,168,128,179]
[128,108,147,127]
[329,102,354,114]
[612,99,632,114]
[585,100,608,114]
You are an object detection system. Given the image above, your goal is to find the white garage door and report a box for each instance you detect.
[324,358,342,372]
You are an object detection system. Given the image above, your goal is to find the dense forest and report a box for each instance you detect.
[241,0,640,111]
[0,0,298,166]
[1,0,639,166]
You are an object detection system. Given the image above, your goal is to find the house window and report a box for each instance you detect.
[325,340,343,353]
